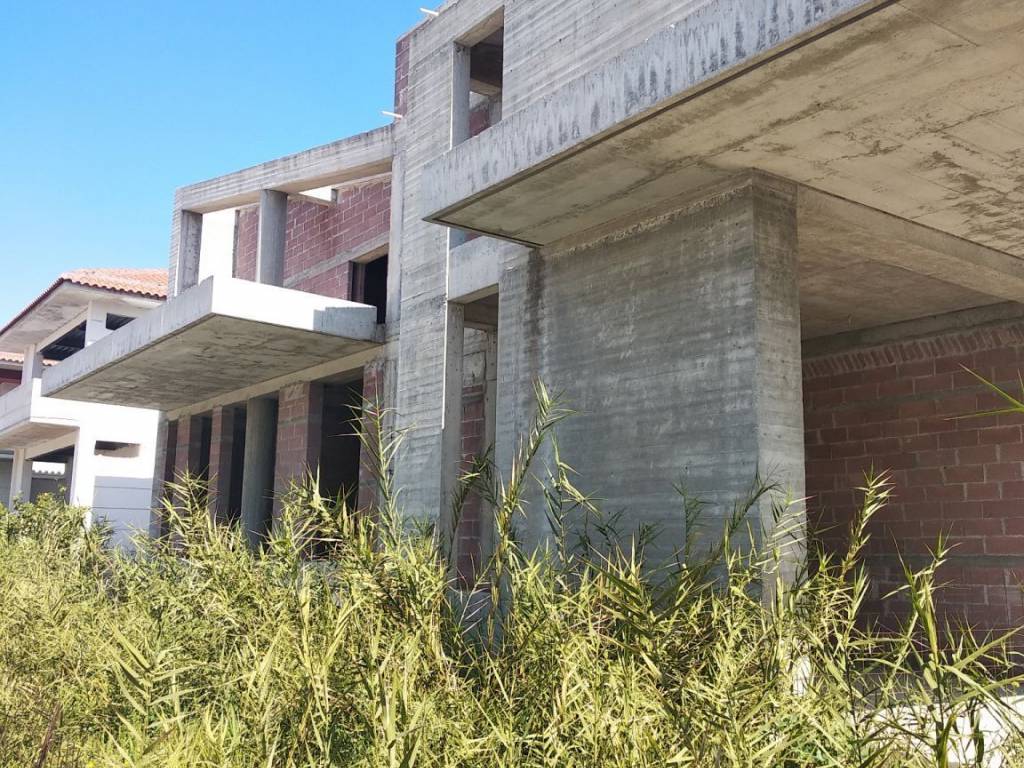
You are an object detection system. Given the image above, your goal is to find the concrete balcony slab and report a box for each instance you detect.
[422,0,1024,257]
[42,277,383,412]
[0,379,79,448]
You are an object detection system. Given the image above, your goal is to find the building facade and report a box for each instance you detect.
[47,0,1024,630]
[0,270,166,547]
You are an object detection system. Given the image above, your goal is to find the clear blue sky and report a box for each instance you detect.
[0,1,424,321]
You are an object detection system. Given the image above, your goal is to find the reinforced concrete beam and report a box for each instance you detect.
[177,125,394,214]
[798,187,1024,302]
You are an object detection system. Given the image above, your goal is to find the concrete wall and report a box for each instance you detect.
[804,306,1024,634]
[496,178,805,567]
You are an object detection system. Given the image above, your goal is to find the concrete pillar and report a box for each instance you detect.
[9,448,32,503]
[208,406,239,523]
[439,303,466,559]
[273,382,323,516]
[496,176,805,579]
[69,429,96,518]
[173,208,203,296]
[21,344,43,383]
[240,397,277,547]
[357,360,386,510]
[149,417,174,536]
[450,43,471,147]
[62,452,74,504]
[256,190,288,287]
[83,302,109,346]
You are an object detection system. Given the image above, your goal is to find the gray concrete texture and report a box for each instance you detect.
[493,176,804,567]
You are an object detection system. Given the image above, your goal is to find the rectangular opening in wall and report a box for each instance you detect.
[319,377,364,510]
[351,254,388,324]
[94,441,140,458]
[468,27,503,138]
[30,444,74,503]
[456,293,499,585]
[453,11,504,146]
[41,322,86,361]
[226,405,246,524]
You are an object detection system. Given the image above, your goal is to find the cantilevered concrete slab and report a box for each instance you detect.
[42,277,382,412]
[422,0,1024,256]
[0,380,79,449]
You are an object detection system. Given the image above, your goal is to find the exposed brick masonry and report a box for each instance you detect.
[804,318,1024,636]
[233,177,391,299]
[274,381,323,513]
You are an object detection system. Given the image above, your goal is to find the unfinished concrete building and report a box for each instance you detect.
[0,270,166,546]
[48,0,1024,633]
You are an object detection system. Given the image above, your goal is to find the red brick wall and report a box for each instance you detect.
[274,382,323,512]
[457,383,487,583]
[804,319,1024,636]
[233,178,391,298]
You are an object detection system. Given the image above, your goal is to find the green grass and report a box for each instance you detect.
[0,387,1022,767]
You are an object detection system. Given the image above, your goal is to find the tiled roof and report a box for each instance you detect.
[0,351,23,365]
[60,268,168,299]
[0,267,168,346]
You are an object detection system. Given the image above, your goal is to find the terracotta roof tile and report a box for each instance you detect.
[60,268,167,299]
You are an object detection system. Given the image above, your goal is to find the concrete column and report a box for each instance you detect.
[240,397,277,548]
[273,382,323,516]
[83,302,109,346]
[149,417,174,536]
[69,429,96,518]
[495,177,805,580]
[357,360,386,510]
[256,190,288,287]
[9,448,32,503]
[174,208,203,295]
[62,452,74,504]
[21,344,43,383]
[208,406,238,523]
[450,43,472,147]
[439,303,466,559]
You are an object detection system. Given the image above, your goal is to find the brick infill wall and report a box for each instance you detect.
[804,317,1024,636]
[233,178,390,299]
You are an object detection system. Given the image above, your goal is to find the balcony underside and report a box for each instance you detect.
[0,419,76,449]
[424,0,1024,257]
[42,277,382,412]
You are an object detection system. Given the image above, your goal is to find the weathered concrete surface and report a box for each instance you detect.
[41,277,382,412]
[423,0,1024,258]
[389,0,505,524]
[166,125,394,297]
[448,235,522,303]
[795,186,1024,338]
[496,176,805,567]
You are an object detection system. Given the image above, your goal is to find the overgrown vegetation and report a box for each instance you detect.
[1,386,1023,766]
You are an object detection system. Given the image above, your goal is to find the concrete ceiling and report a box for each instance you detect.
[47,314,380,412]
[796,185,1022,338]
[428,0,1024,256]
